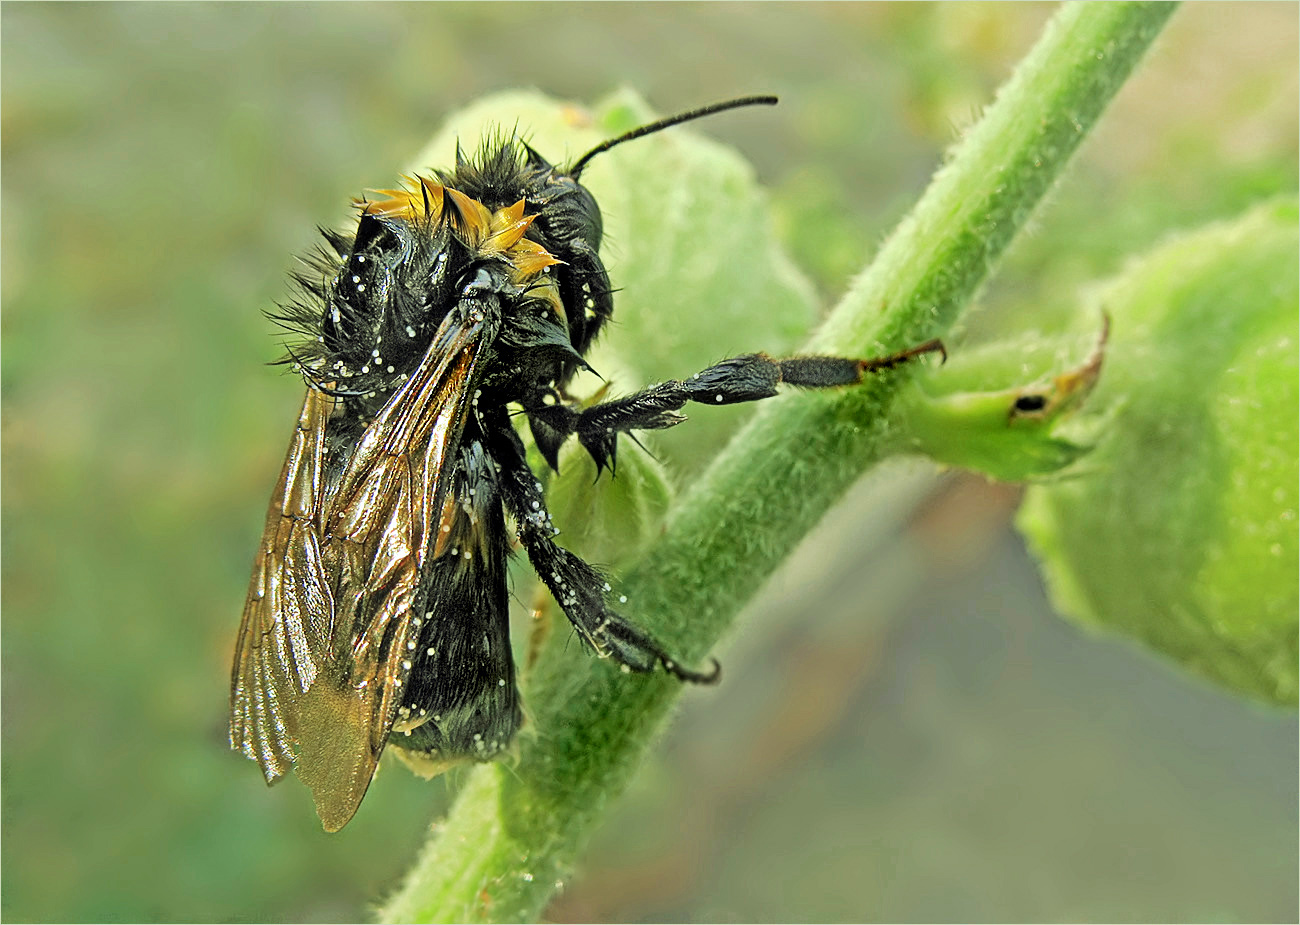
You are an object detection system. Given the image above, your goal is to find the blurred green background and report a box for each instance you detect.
[3,3,1296,922]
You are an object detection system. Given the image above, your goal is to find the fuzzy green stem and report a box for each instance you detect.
[379,4,1178,922]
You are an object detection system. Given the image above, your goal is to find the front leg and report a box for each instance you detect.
[528,340,945,473]
[488,422,719,684]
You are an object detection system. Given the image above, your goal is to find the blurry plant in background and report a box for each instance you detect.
[2,3,1295,923]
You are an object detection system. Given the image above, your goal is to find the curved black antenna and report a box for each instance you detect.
[568,95,778,178]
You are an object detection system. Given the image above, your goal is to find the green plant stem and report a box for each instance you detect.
[378,4,1178,922]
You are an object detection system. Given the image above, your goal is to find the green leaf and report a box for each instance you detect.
[1018,197,1299,705]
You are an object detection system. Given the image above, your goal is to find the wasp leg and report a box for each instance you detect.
[488,420,719,685]
[529,340,945,474]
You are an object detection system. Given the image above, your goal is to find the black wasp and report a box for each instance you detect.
[229,95,943,830]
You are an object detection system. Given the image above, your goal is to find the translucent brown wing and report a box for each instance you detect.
[229,385,335,783]
[230,313,488,831]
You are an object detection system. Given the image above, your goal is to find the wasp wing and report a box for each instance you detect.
[230,386,336,783]
[231,309,490,830]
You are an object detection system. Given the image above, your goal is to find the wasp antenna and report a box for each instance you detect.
[568,94,778,178]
